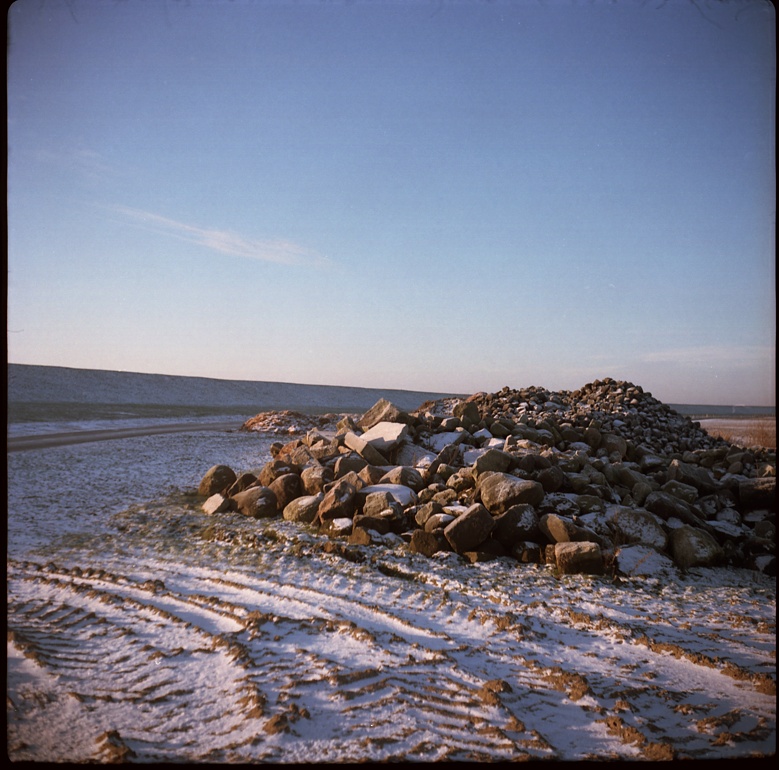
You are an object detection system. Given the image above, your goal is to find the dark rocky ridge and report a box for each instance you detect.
[198,378,776,577]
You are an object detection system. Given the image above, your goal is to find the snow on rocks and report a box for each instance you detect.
[198,378,776,577]
[241,410,344,435]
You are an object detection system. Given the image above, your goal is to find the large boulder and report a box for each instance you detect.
[473,448,514,475]
[537,465,565,493]
[614,544,677,578]
[379,466,425,492]
[318,479,357,521]
[362,490,401,518]
[452,399,481,428]
[226,472,258,497]
[443,504,495,554]
[554,542,604,575]
[268,473,303,512]
[356,483,418,509]
[608,507,668,551]
[232,486,278,519]
[669,525,725,569]
[539,513,603,545]
[300,465,334,495]
[667,459,717,496]
[408,529,444,557]
[738,477,776,511]
[427,443,462,475]
[343,431,389,466]
[477,472,545,514]
[395,443,437,469]
[492,504,541,548]
[258,459,300,487]
[358,465,391,486]
[198,465,237,497]
[333,453,368,478]
[599,433,628,459]
[427,432,468,454]
[661,479,699,505]
[283,493,323,524]
[357,399,413,431]
[359,421,410,456]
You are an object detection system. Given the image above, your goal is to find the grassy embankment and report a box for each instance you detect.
[702,418,776,450]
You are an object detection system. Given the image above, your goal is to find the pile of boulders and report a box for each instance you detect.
[197,379,776,577]
[241,410,343,436]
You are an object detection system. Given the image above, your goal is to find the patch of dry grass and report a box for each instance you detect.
[703,418,776,450]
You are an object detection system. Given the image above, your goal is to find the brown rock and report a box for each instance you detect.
[478,472,545,514]
[198,465,237,497]
[443,503,495,554]
[318,478,357,521]
[269,473,303,512]
[232,486,278,519]
[554,541,604,575]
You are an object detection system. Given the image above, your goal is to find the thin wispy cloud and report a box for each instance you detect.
[114,206,331,268]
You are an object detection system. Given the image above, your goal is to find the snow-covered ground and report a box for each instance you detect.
[6,415,777,762]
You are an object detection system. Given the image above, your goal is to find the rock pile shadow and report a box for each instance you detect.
[197,378,776,577]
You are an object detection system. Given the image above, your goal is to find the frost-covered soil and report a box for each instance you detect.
[6,422,776,762]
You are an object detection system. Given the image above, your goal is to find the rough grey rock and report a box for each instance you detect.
[343,431,389,466]
[379,466,425,492]
[425,513,456,532]
[667,459,718,496]
[414,501,443,527]
[473,448,514,475]
[644,491,716,536]
[356,483,418,509]
[359,421,410,455]
[493,504,540,548]
[614,544,676,578]
[739,477,776,511]
[352,513,393,536]
[362,491,400,518]
[660,479,699,505]
[334,453,368,478]
[394,443,437,469]
[452,399,480,427]
[608,507,668,551]
[670,525,725,569]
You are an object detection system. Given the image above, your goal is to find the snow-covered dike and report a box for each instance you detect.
[8,363,458,412]
[6,426,776,762]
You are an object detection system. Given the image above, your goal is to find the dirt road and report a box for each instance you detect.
[7,421,242,452]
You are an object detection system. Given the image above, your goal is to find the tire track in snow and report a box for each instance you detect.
[7,514,776,762]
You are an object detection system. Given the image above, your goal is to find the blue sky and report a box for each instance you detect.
[7,0,776,405]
